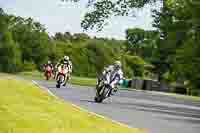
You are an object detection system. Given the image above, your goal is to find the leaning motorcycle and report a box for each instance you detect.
[94,73,114,103]
[44,65,52,80]
[56,64,68,88]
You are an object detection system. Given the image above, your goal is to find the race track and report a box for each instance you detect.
[36,80,200,133]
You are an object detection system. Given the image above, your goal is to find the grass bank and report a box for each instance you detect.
[0,78,147,133]
[150,91,200,101]
[17,71,97,86]
[0,72,12,76]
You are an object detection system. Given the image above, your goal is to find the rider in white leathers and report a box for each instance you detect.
[97,61,123,94]
[55,56,73,86]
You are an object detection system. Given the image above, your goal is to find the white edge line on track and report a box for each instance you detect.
[31,80,145,132]
[32,80,56,97]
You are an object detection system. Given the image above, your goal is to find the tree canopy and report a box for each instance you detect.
[63,0,161,30]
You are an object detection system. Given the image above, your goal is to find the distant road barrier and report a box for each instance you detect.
[131,79,171,92]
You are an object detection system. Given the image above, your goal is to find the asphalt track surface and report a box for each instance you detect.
[35,80,200,133]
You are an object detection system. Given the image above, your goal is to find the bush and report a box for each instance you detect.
[0,32,22,73]
[123,55,151,78]
[191,89,200,96]
[171,86,187,95]
[22,61,37,71]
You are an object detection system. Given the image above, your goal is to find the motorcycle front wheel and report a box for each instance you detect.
[56,84,60,88]
[56,75,64,88]
[94,96,103,103]
[94,85,111,103]
[46,72,51,80]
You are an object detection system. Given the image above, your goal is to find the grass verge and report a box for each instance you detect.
[17,71,97,86]
[69,76,96,86]
[0,78,147,133]
[0,72,12,76]
[151,91,200,101]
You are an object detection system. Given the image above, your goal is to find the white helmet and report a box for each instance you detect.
[114,60,122,69]
[64,56,69,62]
[47,60,51,64]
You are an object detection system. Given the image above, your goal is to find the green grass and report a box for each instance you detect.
[153,91,200,101]
[17,71,44,80]
[69,76,96,86]
[16,71,97,86]
[0,78,147,133]
[0,72,12,76]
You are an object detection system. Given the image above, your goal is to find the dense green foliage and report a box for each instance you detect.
[0,32,21,72]
[64,0,159,31]
[0,8,149,78]
[66,0,200,92]
[151,0,200,91]
[1,0,200,94]
[126,0,200,92]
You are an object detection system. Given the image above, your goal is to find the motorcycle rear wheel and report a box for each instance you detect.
[46,73,50,80]
[56,84,60,88]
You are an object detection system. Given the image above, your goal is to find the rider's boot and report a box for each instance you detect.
[113,88,118,93]
[63,83,66,86]
[54,71,58,80]
[109,86,118,96]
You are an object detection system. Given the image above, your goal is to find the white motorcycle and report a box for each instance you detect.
[94,72,114,103]
[56,64,69,88]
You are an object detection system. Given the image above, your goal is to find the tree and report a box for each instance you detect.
[63,0,161,30]
[85,39,118,75]
[150,0,187,81]
[151,0,200,90]
[172,37,200,90]
[0,8,8,33]
[126,28,145,55]
[125,28,158,57]
[54,32,70,42]
[168,0,200,90]
[72,33,90,42]
[2,7,149,78]
[0,32,22,72]
[9,16,50,69]
[64,32,73,41]
[122,54,153,77]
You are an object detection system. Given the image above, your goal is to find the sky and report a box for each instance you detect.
[0,0,160,39]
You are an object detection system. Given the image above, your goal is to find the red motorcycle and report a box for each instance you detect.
[44,65,52,80]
